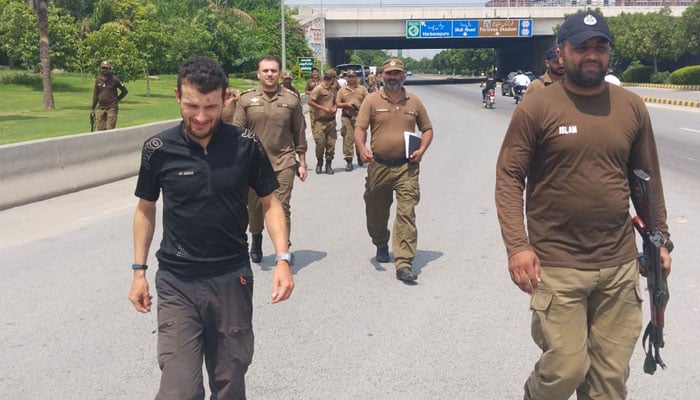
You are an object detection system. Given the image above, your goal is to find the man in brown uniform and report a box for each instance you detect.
[221,86,240,124]
[305,67,321,131]
[308,69,338,174]
[234,55,307,263]
[90,60,128,131]
[281,71,301,98]
[495,12,672,399]
[336,69,368,171]
[354,58,433,282]
[524,45,564,97]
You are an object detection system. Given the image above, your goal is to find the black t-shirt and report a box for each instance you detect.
[135,122,279,275]
[483,77,496,89]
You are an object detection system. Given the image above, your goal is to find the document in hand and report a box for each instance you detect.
[404,131,422,159]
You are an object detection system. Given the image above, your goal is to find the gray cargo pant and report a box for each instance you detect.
[155,268,254,400]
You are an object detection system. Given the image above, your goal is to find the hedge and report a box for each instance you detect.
[668,65,700,85]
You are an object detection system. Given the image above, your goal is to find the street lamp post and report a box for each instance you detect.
[281,0,286,71]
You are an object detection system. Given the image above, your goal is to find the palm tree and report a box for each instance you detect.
[31,0,55,109]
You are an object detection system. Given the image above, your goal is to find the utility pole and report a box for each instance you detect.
[281,0,286,71]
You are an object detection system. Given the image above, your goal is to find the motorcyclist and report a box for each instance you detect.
[511,70,531,100]
[480,73,497,103]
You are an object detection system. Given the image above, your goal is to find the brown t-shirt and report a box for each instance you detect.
[233,86,306,172]
[524,71,560,97]
[355,88,432,159]
[92,74,127,110]
[336,84,369,118]
[495,82,669,269]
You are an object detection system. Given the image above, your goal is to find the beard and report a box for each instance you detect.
[565,60,606,87]
[384,79,403,92]
[182,114,217,142]
[549,65,565,77]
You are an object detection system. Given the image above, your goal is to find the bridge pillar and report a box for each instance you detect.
[495,38,555,80]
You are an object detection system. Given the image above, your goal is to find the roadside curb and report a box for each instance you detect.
[624,82,700,91]
[642,97,700,108]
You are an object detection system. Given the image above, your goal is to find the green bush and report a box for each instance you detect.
[650,71,670,84]
[668,65,700,85]
[622,65,655,83]
[0,70,41,85]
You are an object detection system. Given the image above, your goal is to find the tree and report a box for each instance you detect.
[33,0,55,109]
[679,2,700,56]
[609,8,684,72]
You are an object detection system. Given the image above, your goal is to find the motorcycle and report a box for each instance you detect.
[513,85,526,104]
[483,88,495,109]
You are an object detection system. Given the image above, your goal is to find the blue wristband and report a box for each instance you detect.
[131,263,148,270]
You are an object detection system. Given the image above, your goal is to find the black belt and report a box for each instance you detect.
[373,154,408,167]
[315,116,335,123]
[341,113,357,120]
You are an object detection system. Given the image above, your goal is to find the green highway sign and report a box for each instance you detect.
[298,57,315,72]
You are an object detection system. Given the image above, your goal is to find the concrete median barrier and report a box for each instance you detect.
[0,119,180,211]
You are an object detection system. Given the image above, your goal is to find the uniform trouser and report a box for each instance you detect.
[155,268,254,400]
[340,116,356,161]
[247,166,295,237]
[96,107,118,130]
[313,120,337,162]
[363,161,420,269]
[524,259,643,400]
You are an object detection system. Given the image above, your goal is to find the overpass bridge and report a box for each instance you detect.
[296,5,690,78]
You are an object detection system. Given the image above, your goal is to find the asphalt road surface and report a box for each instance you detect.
[1,84,699,399]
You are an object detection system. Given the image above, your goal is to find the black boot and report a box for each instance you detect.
[345,159,353,172]
[250,233,263,263]
[325,160,334,174]
[315,159,323,174]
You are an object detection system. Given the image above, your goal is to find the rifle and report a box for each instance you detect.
[629,168,672,375]
[90,112,95,132]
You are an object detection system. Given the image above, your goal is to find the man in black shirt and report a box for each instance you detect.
[128,57,294,400]
[480,73,496,103]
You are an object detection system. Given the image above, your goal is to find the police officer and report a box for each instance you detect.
[221,86,241,124]
[234,55,308,263]
[307,69,338,174]
[525,45,564,96]
[281,71,301,98]
[354,58,434,282]
[90,60,127,131]
[336,69,368,171]
[496,11,671,399]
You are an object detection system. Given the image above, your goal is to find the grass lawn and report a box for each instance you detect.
[0,72,303,146]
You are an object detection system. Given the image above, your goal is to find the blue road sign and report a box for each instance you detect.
[421,20,452,38]
[453,20,479,38]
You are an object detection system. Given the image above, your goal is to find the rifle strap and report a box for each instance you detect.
[642,322,657,374]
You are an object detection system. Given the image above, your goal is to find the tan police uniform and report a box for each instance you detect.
[524,70,557,97]
[335,72,368,167]
[305,75,321,127]
[221,87,240,124]
[233,85,307,238]
[355,84,432,270]
[309,74,338,170]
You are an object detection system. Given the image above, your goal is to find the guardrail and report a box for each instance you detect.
[0,119,180,211]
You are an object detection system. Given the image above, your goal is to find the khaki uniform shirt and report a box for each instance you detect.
[336,84,369,119]
[495,82,669,269]
[233,86,307,172]
[309,83,337,121]
[92,74,126,110]
[524,71,560,97]
[355,88,432,159]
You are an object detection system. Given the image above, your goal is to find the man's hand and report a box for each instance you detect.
[660,246,672,278]
[297,164,308,181]
[271,262,294,303]
[508,250,541,294]
[128,272,152,313]
[408,148,425,163]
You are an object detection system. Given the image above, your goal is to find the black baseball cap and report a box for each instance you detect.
[545,45,559,61]
[557,11,611,46]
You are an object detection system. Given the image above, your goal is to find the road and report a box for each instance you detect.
[1,84,699,399]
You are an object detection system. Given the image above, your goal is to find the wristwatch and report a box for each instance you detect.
[275,253,293,264]
[661,237,674,253]
[132,263,148,270]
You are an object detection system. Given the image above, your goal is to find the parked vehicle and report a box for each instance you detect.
[335,63,371,87]
[484,88,496,109]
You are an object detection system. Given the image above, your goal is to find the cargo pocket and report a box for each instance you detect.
[227,327,254,368]
[530,290,553,352]
[157,320,178,368]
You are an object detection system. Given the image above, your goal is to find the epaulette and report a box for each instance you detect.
[240,88,256,95]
